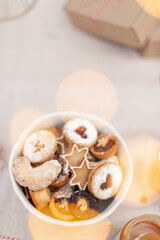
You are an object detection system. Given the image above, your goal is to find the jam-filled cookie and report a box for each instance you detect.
[88,161,123,200]
[23,130,57,165]
[63,118,97,147]
[90,134,118,159]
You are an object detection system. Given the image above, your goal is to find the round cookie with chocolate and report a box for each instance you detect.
[69,190,99,211]
[88,161,123,200]
[90,134,118,159]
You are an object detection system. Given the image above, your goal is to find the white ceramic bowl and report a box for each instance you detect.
[9,112,133,227]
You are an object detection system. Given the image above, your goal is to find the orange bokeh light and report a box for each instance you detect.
[136,0,160,19]
[124,135,160,206]
[56,71,118,122]
[28,213,111,240]
[9,107,46,146]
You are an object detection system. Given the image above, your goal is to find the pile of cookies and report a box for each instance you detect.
[12,118,123,221]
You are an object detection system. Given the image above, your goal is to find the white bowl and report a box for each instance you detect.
[9,112,133,227]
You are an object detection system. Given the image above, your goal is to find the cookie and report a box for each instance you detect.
[69,158,92,190]
[88,161,123,200]
[61,144,88,167]
[89,156,119,168]
[23,130,57,164]
[56,183,75,194]
[56,128,70,155]
[29,187,51,210]
[13,156,62,191]
[63,118,97,147]
[69,190,99,211]
[90,134,118,159]
[51,157,70,187]
[87,151,97,162]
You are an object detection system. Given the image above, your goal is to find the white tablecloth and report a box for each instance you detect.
[0,1,160,239]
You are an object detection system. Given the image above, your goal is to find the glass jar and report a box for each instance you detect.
[115,214,160,240]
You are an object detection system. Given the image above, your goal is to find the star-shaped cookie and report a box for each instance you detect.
[61,144,88,167]
[57,134,65,154]
[56,128,70,155]
[69,158,92,190]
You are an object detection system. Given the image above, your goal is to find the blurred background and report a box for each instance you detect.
[0,0,160,239]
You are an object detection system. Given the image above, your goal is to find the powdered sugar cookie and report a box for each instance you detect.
[90,134,118,159]
[13,156,62,191]
[88,161,123,200]
[61,144,88,167]
[23,130,57,164]
[63,118,97,147]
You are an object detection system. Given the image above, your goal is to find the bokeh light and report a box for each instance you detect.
[28,213,111,240]
[124,135,160,206]
[9,107,46,146]
[56,71,117,122]
[136,0,160,19]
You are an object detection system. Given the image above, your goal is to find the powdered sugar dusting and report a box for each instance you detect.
[23,130,57,163]
[92,164,123,199]
[13,157,62,191]
[53,191,72,199]
[64,118,97,147]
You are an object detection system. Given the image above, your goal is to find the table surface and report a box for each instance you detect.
[0,1,160,240]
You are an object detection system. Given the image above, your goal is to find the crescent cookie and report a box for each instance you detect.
[23,130,57,164]
[88,161,123,200]
[63,118,97,147]
[13,156,62,191]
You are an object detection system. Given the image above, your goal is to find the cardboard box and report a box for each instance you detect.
[140,23,160,57]
[65,0,159,49]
